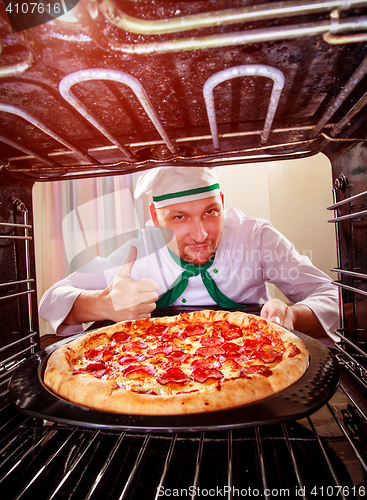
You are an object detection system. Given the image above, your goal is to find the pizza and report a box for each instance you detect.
[43,310,309,415]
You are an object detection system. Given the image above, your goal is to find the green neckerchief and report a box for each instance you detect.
[156,248,247,309]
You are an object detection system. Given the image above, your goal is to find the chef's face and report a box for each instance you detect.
[150,194,224,265]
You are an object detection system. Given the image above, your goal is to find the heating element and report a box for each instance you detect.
[1,0,367,498]
[1,0,367,178]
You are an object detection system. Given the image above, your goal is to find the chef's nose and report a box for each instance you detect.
[190,219,208,243]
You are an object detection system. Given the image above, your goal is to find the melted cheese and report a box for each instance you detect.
[70,322,285,396]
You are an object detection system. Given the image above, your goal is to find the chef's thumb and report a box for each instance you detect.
[116,246,137,278]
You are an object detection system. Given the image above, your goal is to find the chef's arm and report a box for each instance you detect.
[257,223,339,338]
[64,286,157,324]
[260,299,326,337]
[63,246,158,325]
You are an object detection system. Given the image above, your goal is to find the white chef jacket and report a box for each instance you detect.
[39,208,339,337]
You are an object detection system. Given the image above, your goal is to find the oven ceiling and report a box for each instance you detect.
[0,0,367,181]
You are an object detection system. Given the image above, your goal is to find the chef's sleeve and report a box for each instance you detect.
[257,223,339,338]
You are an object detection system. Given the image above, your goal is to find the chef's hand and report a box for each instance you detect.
[64,246,158,325]
[103,245,158,321]
[260,298,326,337]
[260,298,294,330]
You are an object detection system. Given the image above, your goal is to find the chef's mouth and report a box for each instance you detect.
[190,245,210,251]
[185,245,216,264]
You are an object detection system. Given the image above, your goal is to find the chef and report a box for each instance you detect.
[39,166,339,338]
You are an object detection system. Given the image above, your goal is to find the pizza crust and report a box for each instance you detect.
[43,310,309,415]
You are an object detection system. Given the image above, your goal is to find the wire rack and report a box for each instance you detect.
[1,377,367,500]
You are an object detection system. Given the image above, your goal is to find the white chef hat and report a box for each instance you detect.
[134,167,220,208]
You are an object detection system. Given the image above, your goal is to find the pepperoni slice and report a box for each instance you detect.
[85,362,105,370]
[222,325,242,341]
[288,345,301,357]
[102,350,115,361]
[157,367,189,385]
[124,341,148,351]
[124,364,156,378]
[251,350,282,363]
[111,332,132,343]
[195,346,225,357]
[149,357,170,368]
[240,365,273,377]
[242,338,259,350]
[191,367,224,383]
[229,355,248,365]
[261,335,277,347]
[243,338,270,351]
[260,336,272,345]
[200,336,224,347]
[147,325,170,336]
[168,350,188,363]
[161,332,185,342]
[182,324,206,337]
[221,342,244,356]
[190,359,222,370]
[222,358,241,369]
[118,354,145,365]
[84,349,103,361]
[84,362,107,378]
[147,344,173,355]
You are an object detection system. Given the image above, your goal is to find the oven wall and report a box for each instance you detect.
[0,179,40,358]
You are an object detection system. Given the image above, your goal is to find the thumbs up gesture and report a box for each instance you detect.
[63,246,158,326]
[106,246,158,320]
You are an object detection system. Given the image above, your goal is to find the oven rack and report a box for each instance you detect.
[0,207,34,304]
[335,343,367,393]
[328,182,367,393]
[0,201,39,398]
[0,331,38,398]
[0,382,366,500]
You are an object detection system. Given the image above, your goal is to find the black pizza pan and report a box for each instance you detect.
[9,332,340,434]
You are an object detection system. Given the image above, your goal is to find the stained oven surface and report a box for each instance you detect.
[1,0,367,498]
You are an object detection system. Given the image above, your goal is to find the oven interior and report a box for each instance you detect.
[1,0,367,498]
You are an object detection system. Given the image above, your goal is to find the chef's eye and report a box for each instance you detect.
[205,209,216,215]
[174,214,185,220]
